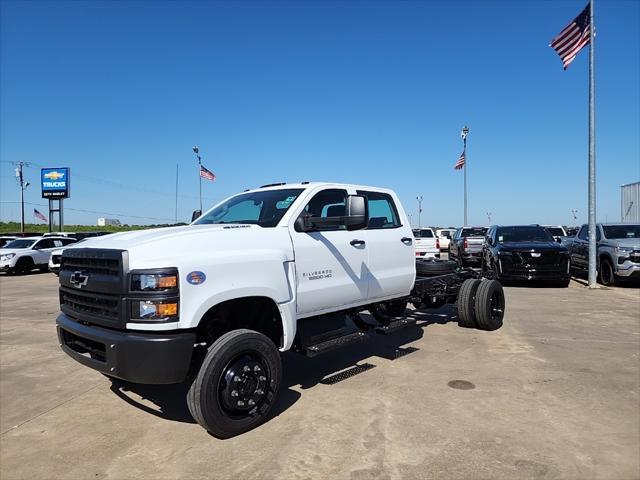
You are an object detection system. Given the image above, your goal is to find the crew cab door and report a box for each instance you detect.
[357,190,415,299]
[291,188,369,315]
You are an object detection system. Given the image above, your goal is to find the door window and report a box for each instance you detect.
[301,189,348,231]
[356,191,401,229]
[34,239,54,249]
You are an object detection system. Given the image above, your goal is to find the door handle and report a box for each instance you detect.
[350,239,365,247]
[401,237,413,244]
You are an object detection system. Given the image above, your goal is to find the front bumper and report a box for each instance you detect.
[616,263,640,278]
[497,271,571,282]
[56,313,196,384]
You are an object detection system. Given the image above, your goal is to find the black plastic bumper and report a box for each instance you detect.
[56,314,196,384]
[497,271,571,282]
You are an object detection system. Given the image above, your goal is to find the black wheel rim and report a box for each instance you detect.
[489,290,504,321]
[218,352,269,416]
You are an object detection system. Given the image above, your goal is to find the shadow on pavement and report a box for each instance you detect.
[106,306,460,427]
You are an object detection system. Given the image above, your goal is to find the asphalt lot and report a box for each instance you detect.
[0,272,639,480]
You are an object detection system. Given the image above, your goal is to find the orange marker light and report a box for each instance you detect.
[158,275,177,288]
[157,302,178,316]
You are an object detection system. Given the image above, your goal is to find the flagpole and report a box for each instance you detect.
[461,126,469,226]
[193,146,202,213]
[587,0,597,288]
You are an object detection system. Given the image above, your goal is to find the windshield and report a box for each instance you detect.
[413,229,434,238]
[461,228,487,238]
[194,188,304,227]
[496,227,553,243]
[3,239,36,249]
[602,224,640,239]
[545,227,565,237]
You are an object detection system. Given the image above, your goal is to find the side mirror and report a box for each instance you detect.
[344,195,368,231]
[486,237,494,246]
[556,237,562,243]
[191,210,202,222]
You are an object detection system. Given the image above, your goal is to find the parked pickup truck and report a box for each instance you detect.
[562,223,640,285]
[449,227,488,267]
[55,182,506,438]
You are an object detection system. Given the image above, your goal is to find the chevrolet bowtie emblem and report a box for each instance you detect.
[70,271,89,289]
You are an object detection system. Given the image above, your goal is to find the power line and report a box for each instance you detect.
[1,160,217,202]
[0,201,175,223]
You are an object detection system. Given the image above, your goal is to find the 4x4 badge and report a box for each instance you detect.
[70,271,88,289]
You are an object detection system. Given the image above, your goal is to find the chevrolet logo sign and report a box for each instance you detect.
[44,171,65,180]
[70,271,89,289]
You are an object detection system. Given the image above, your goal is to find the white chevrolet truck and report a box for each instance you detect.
[56,182,506,438]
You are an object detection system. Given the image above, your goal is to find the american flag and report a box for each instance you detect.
[454,151,465,170]
[550,4,591,70]
[199,164,216,181]
[34,208,47,222]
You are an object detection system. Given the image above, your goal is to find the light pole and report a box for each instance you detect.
[486,212,492,224]
[14,162,30,233]
[416,196,423,228]
[407,213,413,227]
[461,126,469,226]
[571,209,578,223]
[193,146,202,213]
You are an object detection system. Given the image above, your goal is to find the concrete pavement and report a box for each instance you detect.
[1,273,638,479]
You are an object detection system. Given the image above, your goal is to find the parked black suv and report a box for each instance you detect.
[481,225,571,286]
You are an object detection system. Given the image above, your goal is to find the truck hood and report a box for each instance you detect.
[602,238,640,249]
[66,224,295,269]
[0,248,31,255]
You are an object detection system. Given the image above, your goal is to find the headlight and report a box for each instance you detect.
[498,251,512,256]
[616,246,634,253]
[131,271,178,291]
[135,300,179,320]
[0,253,16,261]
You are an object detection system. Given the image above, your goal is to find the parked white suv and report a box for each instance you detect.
[412,228,440,258]
[436,228,456,251]
[1,237,77,274]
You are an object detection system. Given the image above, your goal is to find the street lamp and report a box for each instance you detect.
[416,196,423,228]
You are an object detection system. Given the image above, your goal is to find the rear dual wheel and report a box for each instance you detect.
[456,279,504,331]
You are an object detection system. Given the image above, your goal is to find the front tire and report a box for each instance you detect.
[15,257,34,275]
[598,259,617,286]
[187,329,282,438]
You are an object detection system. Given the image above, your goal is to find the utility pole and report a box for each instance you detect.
[193,146,203,213]
[461,126,469,226]
[14,162,30,233]
[416,196,423,228]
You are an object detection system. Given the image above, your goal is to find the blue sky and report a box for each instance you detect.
[1,0,638,227]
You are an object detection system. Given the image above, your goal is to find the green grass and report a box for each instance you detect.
[0,222,185,235]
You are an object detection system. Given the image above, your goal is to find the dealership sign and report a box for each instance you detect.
[41,168,70,198]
